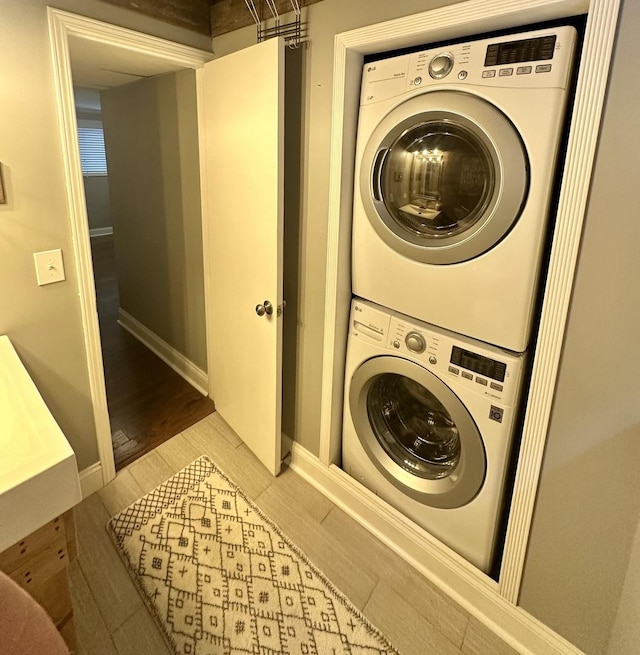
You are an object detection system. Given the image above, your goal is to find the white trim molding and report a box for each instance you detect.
[499,0,621,603]
[89,227,114,238]
[289,442,583,655]
[318,0,620,647]
[78,461,104,498]
[118,309,208,396]
[47,8,214,488]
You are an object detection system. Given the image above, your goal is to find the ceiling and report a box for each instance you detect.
[71,0,323,98]
[69,35,190,91]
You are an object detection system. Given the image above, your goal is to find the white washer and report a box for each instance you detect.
[342,298,526,574]
[352,26,577,352]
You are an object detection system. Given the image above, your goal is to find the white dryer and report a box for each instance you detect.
[342,298,526,574]
[352,26,577,352]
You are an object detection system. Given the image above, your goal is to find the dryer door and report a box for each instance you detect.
[360,91,529,264]
[349,355,486,509]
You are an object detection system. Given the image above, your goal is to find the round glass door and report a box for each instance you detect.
[379,121,494,241]
[360,91,529,264]
[367,373,462,480]
[349,356,486,509]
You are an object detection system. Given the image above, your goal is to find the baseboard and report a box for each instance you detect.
[118,308,208,395]
[89,227,113,238]
[79,461,104,498]
[288,442,583,655]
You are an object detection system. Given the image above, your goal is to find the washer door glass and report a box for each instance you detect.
[349,356,486,509]
[367,373,461,480]
[379,121,494,241]
[361,90,529,264]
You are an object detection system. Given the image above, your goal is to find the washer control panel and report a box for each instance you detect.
[350,299,525,405]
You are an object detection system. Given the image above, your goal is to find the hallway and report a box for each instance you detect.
[90,234,214,470]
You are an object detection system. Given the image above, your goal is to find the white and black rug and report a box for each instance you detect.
[107,456,399,655]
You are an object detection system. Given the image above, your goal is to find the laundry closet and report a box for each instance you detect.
[290,1,628,654]
[341,24,577,578]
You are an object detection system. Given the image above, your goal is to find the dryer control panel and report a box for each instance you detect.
[361,25,577,105]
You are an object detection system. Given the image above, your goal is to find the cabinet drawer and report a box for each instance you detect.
[0,514,67,574]
[7,535,69,590]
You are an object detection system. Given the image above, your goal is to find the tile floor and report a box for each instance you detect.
[69,412,518,655]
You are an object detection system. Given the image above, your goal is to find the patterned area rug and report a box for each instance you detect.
[107,456,399,655]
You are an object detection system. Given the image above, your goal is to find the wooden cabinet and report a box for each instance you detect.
[0,511,77,651]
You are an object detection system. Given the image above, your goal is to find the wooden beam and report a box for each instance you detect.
[97,0,212,36]
[210,0,324,37]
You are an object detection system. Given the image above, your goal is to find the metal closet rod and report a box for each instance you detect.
[244,0,306,48]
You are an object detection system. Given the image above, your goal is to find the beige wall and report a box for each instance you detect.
[77,116,112,233]
[0,0,209,470]
[83,176,111,232]
[519,1,640,653]
[211,0,461,454]
[101,69,206,370]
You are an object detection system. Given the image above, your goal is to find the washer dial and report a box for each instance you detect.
[405,331,426,353]
[428,52,454,79]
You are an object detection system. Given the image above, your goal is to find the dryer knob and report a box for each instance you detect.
[429,52,454,79]
[405,331,426,353]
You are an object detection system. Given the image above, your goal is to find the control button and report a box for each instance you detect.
[490,382,503,392]
[413,76,423,86]
[489,406,504,423]
[457,70,468,80]
[462,371,473,380]
[405,331,426,353]
[517,66,532,75]
[536,64,552,73]
[482,70,496,78]
[476,377,488,386]
[393,340,401,349]
[428,52,454,79]
[429,356,437,365]
[499,68,513,77]
[448,366,459,375]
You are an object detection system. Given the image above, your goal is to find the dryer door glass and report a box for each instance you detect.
[380,121,494,241]
[367,373,461,480]
[360,91,529,264]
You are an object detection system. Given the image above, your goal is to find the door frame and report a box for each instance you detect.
[48,8,214,494]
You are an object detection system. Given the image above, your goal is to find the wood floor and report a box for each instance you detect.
[70,414,518,655]
[90,234,215,470]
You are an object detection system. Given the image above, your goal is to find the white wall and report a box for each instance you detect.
[0,0,209,470]
[519,1,640,652]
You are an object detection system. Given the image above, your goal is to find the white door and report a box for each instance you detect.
[200,38,284,475]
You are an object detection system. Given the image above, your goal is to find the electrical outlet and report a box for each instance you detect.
[34,249,66,286]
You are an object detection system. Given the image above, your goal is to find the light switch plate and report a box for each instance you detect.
[34,249,66,286]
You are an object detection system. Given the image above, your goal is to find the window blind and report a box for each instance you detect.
[77,127,108,176]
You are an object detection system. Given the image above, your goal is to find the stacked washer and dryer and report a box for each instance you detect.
[341,26,577,574]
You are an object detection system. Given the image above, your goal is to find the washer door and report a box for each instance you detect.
[349,356,486,509]
[360,90,529,264]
